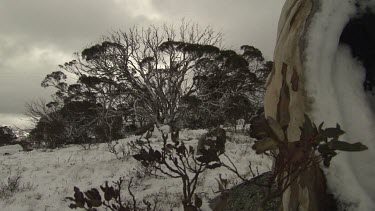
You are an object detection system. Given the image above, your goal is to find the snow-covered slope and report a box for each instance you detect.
[304,1,375,210]
[0,130,271,211]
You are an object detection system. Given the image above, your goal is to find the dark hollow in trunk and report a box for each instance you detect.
[340,12,375,92]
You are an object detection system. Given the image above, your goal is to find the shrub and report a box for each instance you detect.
[29,101,124,148]
[130,127,248,210]
[0,175,36,200]
[0,126,17,147]
[66,177,157,211]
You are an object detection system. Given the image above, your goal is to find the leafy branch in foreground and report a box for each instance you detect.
[66,177,156,211]
[130,128,223,211]
[130,126,253,211]
[66,126,249,211]
[249,114,368,210]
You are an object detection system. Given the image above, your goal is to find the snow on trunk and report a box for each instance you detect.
[305,1,375,210]
[265,0,375,210]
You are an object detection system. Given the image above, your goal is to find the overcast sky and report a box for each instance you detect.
[0,0,285,127]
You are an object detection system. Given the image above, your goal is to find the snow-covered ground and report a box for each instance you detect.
[0,129,271,211]
[305,1,375,210]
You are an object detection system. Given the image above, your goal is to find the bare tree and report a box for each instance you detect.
[39,21,270,145]
[45,22,226,129]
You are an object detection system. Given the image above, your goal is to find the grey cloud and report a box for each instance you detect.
[0,0,154,52]
[0,0,285,125]
[0,0,157,114]
[151,0,285,58]
[0,42,56,113]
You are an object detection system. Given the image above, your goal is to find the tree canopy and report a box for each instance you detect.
[30,22,272,145]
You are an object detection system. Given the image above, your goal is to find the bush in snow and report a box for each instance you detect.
[0,126,17,147]
[64,127,265,211]
[27,100,124,149]
[129,127,250,210]
[0,175,36,200]
[130,129,210,210]
[66,177,157,211]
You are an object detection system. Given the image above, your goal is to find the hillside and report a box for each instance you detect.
[0,129,272,211]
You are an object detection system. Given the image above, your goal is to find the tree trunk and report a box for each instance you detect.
[264,0,330,210]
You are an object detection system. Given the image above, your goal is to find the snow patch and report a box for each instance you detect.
[305,1,375,210]
[0,130,271,211]
[0,144,23,155]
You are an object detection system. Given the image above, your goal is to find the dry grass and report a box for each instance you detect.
[0,175,36,200]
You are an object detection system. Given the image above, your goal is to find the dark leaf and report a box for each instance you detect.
[166,144,174,151]
[299,114,317,141]
[100,181,115,201]
[197,148,219,163]
[133,154,144,161]
[149,148,155,159]
[323,157,331,167]
[145,131,152,139]
[154,150,162,161]
[176,144,186,156]
[331,141,368,152]
[86,199,92,208]
[215,178,225,192]
[314,134,327,144]
[252,138,278,154]
[135,139,146,146]
[84,189,102,207]
[68,204,77,209]
[207,163,221,169]
[194,194,203,208]
[317,144,331,155]
[74,186,80,192]
[321,126,345,139]
[65,197,75,201]
[119,206,131,211]
[189,146,195,154]
[318,122,324,133]
[72,186,86,208]
[141,160,149,167]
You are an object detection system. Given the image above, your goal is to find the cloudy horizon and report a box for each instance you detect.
[0,0,285,128]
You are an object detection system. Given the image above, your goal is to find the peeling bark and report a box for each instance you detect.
[277,63,291,129]
[291,68,299,92]
[264,0,333,210]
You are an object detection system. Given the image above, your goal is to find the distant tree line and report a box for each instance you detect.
[26,22,271,148]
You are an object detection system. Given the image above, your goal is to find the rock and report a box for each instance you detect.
[209,172,281,211]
